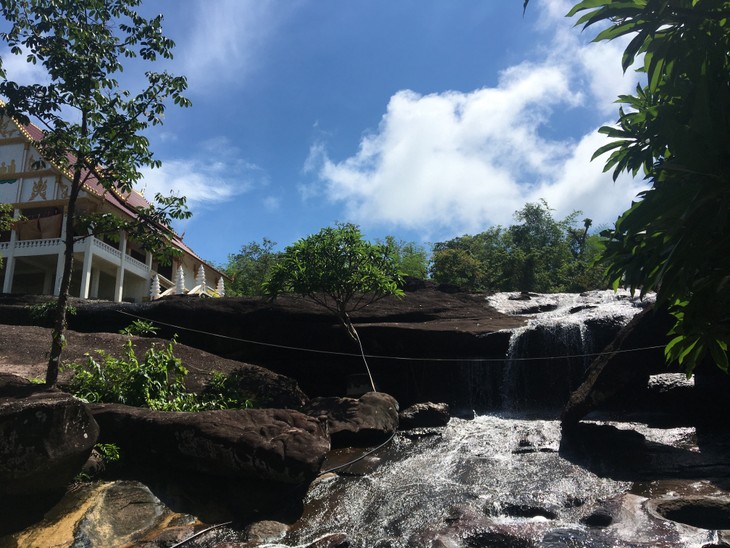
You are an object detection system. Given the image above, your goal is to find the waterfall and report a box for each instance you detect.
[488,290,653,411]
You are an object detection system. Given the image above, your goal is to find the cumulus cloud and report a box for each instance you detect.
[138,137,264,211]
[304,0,646,238]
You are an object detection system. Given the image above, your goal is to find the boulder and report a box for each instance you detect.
[561,304,674,426]
[304,392,399,448]
[0,374,98,496]
[202,364,309,409]
[0,373,98,533]
[399,402,450,429]
[90,404,329,484]
[5,481,197,547]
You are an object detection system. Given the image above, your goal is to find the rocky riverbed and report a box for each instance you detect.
[1,287,730,546]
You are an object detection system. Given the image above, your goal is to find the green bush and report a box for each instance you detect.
[64,338,251,411]
[28,300,77,326]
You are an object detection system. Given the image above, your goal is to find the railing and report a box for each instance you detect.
[15,238,63,250]
[0,242,8,252]
[91,238,122,259]
[125,254,148,275]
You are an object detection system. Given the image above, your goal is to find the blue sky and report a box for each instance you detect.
[2,0,647,267]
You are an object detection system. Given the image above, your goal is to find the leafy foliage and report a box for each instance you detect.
[119,319,158,337]
[568,0,730,374]
[431,201,606,292]
[263,223,404,339]
[0,0,191,385]
[65,337,252,411]
[0,203,12,268]
[224,238,282,296]
[27,299,76,327]
[379,236,430,280]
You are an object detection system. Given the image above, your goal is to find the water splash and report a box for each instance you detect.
[490,290,654,410]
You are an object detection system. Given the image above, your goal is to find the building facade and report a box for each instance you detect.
[0,115,224,303]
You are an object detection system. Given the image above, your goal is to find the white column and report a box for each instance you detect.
[216,276,225,297]
[2,255,15,293]
[175,264,185,294]
[114,231,127,302]
[2,208,19,293]
[90,268,101,299]
[78,238,93,299]
[53,250,64,296]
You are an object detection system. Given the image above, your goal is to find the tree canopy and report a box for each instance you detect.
[431,201,606,293]
[0,0,191,385]
[224,238,282,297]
[568,0,730,373]
[263,223,404,340]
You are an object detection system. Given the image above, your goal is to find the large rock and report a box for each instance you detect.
[201,364,309,409]
[561,305,675,427]
[304,392,399,448]
[4,481,198,547]
[399,402,450,429]
[0,374,98,496]
[0,373,99,533]
[90,404,329,484]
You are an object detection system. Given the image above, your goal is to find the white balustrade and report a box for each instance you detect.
[91,238,122,259]
[125,254,148,275]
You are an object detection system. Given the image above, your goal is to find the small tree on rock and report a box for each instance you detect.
[263,223,404,391]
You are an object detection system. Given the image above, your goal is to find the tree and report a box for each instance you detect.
[430,247,485,290]
[379,235,429,280]
[504,200,577,292]
[431,227,508,291]
[224,238,281,296]
[568,0,730,373]
[263,223,404,391]
[0,0,191,386]
[264,223,404,338]
[430,201,604,293]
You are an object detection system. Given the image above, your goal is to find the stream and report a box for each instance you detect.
[203,291,725,547]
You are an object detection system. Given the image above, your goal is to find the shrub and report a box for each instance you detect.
[64,338,251,411]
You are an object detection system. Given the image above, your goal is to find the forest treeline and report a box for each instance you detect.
[222,200,608,296]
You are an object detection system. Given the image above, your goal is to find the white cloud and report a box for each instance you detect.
[178,0,299,93]
[305,0,646,239]
[138,137,264,211]
[0,48,50,86]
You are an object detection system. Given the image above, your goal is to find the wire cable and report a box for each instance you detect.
[116,309,666,364]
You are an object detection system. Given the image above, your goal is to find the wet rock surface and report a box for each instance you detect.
[399,401,450,429]
[304,391,399,448]
[2,290,730,545]
[1,481,200,547]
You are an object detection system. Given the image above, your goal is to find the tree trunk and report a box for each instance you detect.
[45,188,78,386]
[46,116,86,386]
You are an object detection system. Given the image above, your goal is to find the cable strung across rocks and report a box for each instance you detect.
[116,310,665,363]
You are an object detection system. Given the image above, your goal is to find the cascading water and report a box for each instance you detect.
[488,290,654,410]
[195,291,719,548]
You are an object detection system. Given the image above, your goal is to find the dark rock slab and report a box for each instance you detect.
[0,375,98,495]
[561,304,674,426]
[90,404,329,484]
[304,392,399,448]
[399,401,450,429]
[0,373,99,534]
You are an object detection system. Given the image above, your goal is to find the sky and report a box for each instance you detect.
[1,0,648,267]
